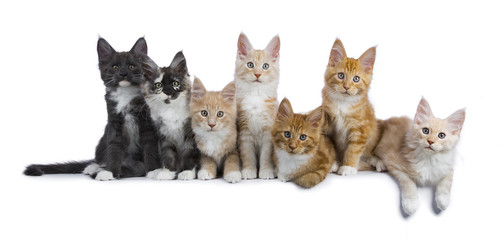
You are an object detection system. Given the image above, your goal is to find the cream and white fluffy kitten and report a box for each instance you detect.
[371,98,466,216]
[235,33,280,179]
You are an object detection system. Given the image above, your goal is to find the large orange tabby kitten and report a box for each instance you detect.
[235,33,280,179]
[322,38,379,176]
[272,98,335,188]
[190,78,241,183]
[371,98,465,215]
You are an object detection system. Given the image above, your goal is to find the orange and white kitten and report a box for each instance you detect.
[235,33,280,179]
[371,98,465,215]
[190,78,241,183]
[322,38,379,176]
[272,98,335,188]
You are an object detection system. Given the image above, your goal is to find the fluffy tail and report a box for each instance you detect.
[24,160,94,176]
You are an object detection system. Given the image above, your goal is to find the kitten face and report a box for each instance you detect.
[411,98,466,153]
[98,38,148,88]
[190,78,236,132]
[272,98,322,155]
[145,51,190,103]
[325,39,376,97]
[235,33,280,84]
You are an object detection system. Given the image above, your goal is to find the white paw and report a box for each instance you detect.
[178,168,196,180]
[241,168,257,179]
[259,168,276,179]
[375,160,387,172]
[95,170,115,181]
[147,168,176,180]
[83,163,101,175]
[330,162,339,173]
[337,166,357,176]
[197,169,215,180]
[402,195,419,216]
[277,174,288,182]
[436,193,451,211]
[224,171,242,183]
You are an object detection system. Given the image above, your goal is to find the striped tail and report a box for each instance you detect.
[24,160,94,176]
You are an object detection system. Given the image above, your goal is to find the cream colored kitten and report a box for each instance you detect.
[190,78,241,183]
[235,33,280,179]
[371,98,466,216]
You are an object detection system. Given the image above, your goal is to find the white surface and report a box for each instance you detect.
[1,0,503,239]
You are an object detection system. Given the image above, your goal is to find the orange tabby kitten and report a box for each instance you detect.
[235,33,280,179]
[322,38,379,176]
[190,78,241,183]
[371,98,465,215]
[272,98,335,188]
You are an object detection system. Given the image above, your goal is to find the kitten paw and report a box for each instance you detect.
[197,169,215,180]
[95,170,115,181]
[401,196,419,216]
[224,171,242,183]
[375,160,387,172]
[330,162,339,173]
[178,168,196,180]
[337,166,357,176]
[83,163,101,175]
[147,168,176,180]
[259,168,276,180]
[435,193,451,211]
[241,168,257,179]
[278,174,288,182]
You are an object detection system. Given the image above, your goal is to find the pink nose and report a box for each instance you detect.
[289,145,296,150]
[255,74,261,78]
[428,140,434,145]
[344,85,350,90]
[208,123,216,128]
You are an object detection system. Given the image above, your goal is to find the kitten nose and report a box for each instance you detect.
[289,144,296,150]
[428,140,434,145]
[120,73,128,78]
[208,123,216,129]
[344,85,350,90]
[255,73,261,78]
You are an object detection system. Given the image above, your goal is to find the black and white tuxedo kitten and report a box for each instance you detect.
[141,51,200,180]
[24,37,160,180]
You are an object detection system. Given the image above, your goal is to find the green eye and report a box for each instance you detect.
[337,72,345,79]
[112,65,119,71]
[438,132,446,139]
[201,110,208,117]
[263,63,269,70]
[172,81,180,87]
[154,82,163,89]
[353,76,360,83]
[284,131,291,138]
[217,111,224,118]
[247,62,254,68]
[129,65,135,70]
[299,134,307,141]
[422,128,430,134]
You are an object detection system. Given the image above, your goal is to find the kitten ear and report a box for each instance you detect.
[221,81,236,103]
[238,33,253,58]
[265,35,280,60]
[446,108,466,135]
[97,38,116,61]
[191,77,206,99]
[414,97,434,125]
[277,98,294,120]
[131,37,148,55]
[307,107,324,128]
[358,46,376,73]
[329,38,347,66]
[170,51,189,76]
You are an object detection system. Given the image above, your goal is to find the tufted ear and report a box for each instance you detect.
[307,107,323,128]
[329,38,347,66]
[238,32,253,58]
[221,81,236,103]
[131,37,148,55]
[446,108,466,135]
[265,35,280,60]
[358,46,376,73]
[97,38,116,61]
[191,77,207,99]
[277,98,294,120]
[169,51,188,76]
[414,97,434,125]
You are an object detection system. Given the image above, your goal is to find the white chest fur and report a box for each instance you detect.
[275,149,313,181]
[109,86,141,154]
[110,86,140,114]
[411,150,455,185]
[194,128,234,163]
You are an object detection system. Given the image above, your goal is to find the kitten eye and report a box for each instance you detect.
[172,81,180,87]
[263,63,269,70]
[438,132,446,139]
[128,65,135,70]
[112,65,119,71]
[299,134,307,141]
[154,82,163,89]
[337,72,345,79]
[217,111,224,118]
[201,110,208,117]
[353,76,360,83]
[422,128,430,134]
[284,131,291,138]
[247,62,254,68]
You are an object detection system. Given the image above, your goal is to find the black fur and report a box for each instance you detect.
[24,160,94,176]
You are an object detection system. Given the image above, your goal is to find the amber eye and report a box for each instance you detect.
[284,131,291,138]
[112,65,119,71]
[438,132,446,139]
[247,62,254,68]
[172,81,180,87]
[154,82,163,89]
[201,110,208,117]
[263,63,269,70]
[422,128,430,134]
[128,65,135,70]
[337,72,345,79]
[217,111,224,118]
[299,134,307,141]
[353,76,360,82]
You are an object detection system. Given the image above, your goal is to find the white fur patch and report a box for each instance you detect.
[330,162,339,173]
[259,168,276,180]
[241,168,257,179]
[118,80,131,87]
[402,194,419,216]
[410,149,455,185]
[110,85,140,114]
[337,166,357,176]
[146,168,176,180]
[275,149,313,181]
[95,170,115,181]
[197,169,215,180]
[223,171,242,183]
[178,168,196,180]
[83,163,101,175]
[193,127,232,161]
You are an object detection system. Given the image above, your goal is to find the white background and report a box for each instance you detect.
[1,0,503,239]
